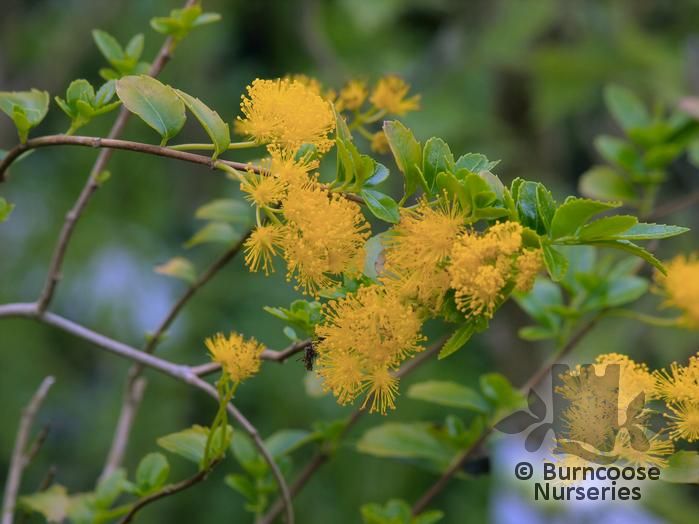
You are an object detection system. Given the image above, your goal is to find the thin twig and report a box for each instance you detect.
[0,303,294,523]
[410,316,602,515]
[101,231,252,480]
[259,335,448,524]
[2,376,55,524]
[29,0,198,314]
[118,458,222,524]
[648,190,699,220]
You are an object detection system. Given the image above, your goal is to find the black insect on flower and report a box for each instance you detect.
[301,341,318,371]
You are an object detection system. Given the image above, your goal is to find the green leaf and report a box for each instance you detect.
[357,423,455,465]
[604,276,648,308]
[0,89,50,142]
[514,181,544,233]
[360,189,400,223]
[604,85,649,131]
[224,473,257,501]
[383,120,424,199]
[480,373,524,416]
[661,451,699,483]
[19,485,70,523]
[407,381,489,412]
[116,75,186,144]
[518,325,557,341]
[231,431,267,477]
[608,223,689,241]
[175,89,230,159]
[542,244,568,281]
[157,425,211,465]
[125,34,144,60]
[535,184,556,233]
[264,430,314,459]
[588,239,665,274]
[195,198,251,223]
[578,166,635,202]
[455,153,489,172]
[193,12,222,26]
[0,197,15,223]
[94,468,126,509]
[184,222,238,248]
[92,30,124,64]
[578,215,638,241]
[361,499,443,524]
[421,137,453,192]
[154,256,197,283]
[438,323,478,360]
[549,197,620,239]
[135,453,170,495]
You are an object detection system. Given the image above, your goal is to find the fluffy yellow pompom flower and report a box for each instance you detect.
[315,285,424,414]
[654,354,699,402]
[654,254,699,328]
[448,222,523,318]
[369,75,420,115]
[613,430,673,468]
[237,78,336,152]
[337,80,368,111]
[244,225,284,275]
[382,199,464,311]
[281,182,370,295]
[666,401,699,442]
[266,146,318,188]
[205,332,264,383]
[240,172,285,208]
[514,248,543,292]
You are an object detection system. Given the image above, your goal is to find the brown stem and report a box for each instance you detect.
[101,231,252,480]
[2,376,55,524]
[259,335,448,524]
[118,458,222,524]
[648,191,699,220]
[28,0,197,314]
[410,316,602,515]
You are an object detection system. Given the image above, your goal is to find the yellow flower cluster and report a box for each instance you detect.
[205,331,265,383]
[368,75,420,116]
[449,222,543,318]
[281,182,370,295]
[557,353,672,468]
[654,353,699,442]
[315,285,424,414]
[655,253,699,328]
[237,78,336,153]
[382,206,543,318]
[382,200,464,312]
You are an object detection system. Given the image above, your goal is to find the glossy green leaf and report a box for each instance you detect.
[480,373,524,415]
[407,381,489,412]
[175,89,230,159]
[578,166,635,202]
[357,423,455,465]
[125,34,144,60]
[360,189,400,223]
[92,30,124,64]
[549,197,620,239]
[0,89,50,142]
[135,453,170,495]
[154,256,197,283]
[608,223,689,241]
[588,239,665,274]
[577,215,638,240]
[0,197,15,223]
[542,244,568,281]
[116,75,186,144]
[661,451,699,483]
[157,425,230,466]
[184,222,238,248]
[361,499,443,524]
[535,184,556,233]
[264,430,314,459]
[194,198,251,223]
[422,137,453,191]
[438,323,478,359]
[604,85,649,131]
[94,469,127,509]
[455,153,489,172]
[383,120,424,198]
[19,485,70,523]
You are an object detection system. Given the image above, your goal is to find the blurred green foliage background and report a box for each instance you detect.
[1,0,699,522]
